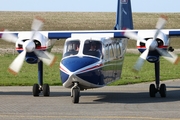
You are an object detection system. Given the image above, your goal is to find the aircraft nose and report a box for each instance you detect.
[61,56,99,72]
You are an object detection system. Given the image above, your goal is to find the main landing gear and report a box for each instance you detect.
[33,83,50,96]
[71,82,80,103]
[149,61,166,97]
[32,61,50,97]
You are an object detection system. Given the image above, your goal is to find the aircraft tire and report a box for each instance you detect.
[72,88,79,103]
[149,84,156,97]
[43,84,50,96]
[159,84,166,97]
[33,84,40,96]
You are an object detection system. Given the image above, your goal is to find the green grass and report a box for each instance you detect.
[1,53,180,86]
[0,54,62,86]
[110,53,180,85]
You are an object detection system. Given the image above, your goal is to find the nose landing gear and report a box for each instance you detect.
[71,82,80,103]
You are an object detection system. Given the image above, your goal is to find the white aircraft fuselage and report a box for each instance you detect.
[60,37,127,90]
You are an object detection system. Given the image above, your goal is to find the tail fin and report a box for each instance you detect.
[114,0,133,30]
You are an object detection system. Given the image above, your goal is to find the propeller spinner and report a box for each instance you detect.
[123,15,179,72]
[0,17,56,75]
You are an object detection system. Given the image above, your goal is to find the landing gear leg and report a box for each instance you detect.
[32,61,50,97]
[71,82,80,103]
[149,61,166,97]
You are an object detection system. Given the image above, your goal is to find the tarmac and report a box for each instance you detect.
[0,79,180,120]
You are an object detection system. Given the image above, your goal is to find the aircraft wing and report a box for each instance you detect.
[161,29,180,37]
[43,30,126,39]
[128,29,180,37]
[43,29,180,39]
[0,30,126,39]
[1,29,180,40]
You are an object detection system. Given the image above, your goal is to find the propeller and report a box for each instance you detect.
[123,15,179,72]
[0,29,18,43]
[1,16,56,75]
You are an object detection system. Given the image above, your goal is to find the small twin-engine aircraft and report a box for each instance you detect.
[1,0,180,103]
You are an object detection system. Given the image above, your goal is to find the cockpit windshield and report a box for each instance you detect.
[83,40,102,58]
[63,40,80,57]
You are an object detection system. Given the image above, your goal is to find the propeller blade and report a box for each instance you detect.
[0,29,18,43]
[34,50,57,67]
[123,29,147,43]
[29,16,44,42]
[156,48,179,64]
[156,15,167,30]
[31,16,44,31]
[8,51,26,75]
[133,49,149,72]
[153,15,167,40]
[31,17,56,66]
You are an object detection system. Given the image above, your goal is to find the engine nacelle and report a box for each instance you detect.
[15,32,52,64]
[136,30,169,54]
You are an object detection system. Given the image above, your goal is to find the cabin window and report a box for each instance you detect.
[104,44,109,60]
[83,40,102,58]
[116,42,121,56]
[63,40,80,57]
[109,44,114,59]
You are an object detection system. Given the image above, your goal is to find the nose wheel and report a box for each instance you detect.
[71,82,80,103]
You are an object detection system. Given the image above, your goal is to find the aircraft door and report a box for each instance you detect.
[102,43,116,83]
[114,41,122,79]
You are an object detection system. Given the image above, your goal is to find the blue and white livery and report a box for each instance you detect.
[1,0,180,103]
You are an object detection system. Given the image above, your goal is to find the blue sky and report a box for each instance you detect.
[0,0,179,13]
